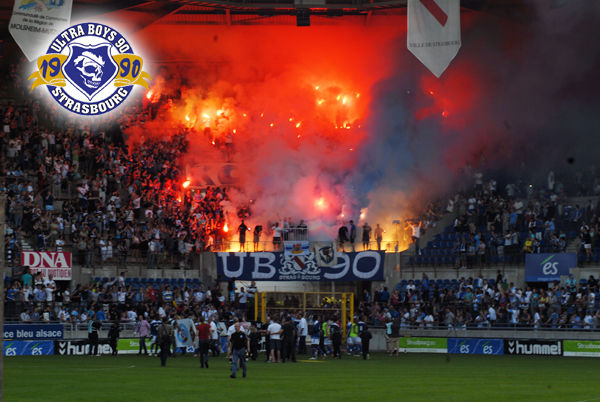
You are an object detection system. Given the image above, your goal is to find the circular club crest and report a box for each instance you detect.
[29,23,151,116]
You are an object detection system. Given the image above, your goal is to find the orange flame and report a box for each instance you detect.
[224,223,229,232]
[296,122,301,128]
[146,90,153,100]
[183,180,191,188]
[185,115,190,121]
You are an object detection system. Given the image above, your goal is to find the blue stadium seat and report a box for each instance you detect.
[435,234,442,241]
[427,241,434,249]
[101,277,108,283]
[448,233,456,241]
[570,231,577,239]
[488,279,496,286]
[414,279,422,286]
[492,255,500,263]
[444,226,452,233]
[594,254,600,262]
[155,278,162,284]
[580,279,588,285]
[147,278,155,283]
[415,256,423,265]
[436,256,444,265]
[443,279,450,284]
[450,279,457,284]
[442,233,450,241]
[185,278,193,284]
[435,279,443,285]
[408,257,414,265]
[443,256,451,264]
[400,280,408,285]
[578,254,586,262]
[434,241,441,248]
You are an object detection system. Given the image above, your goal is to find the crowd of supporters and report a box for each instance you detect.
[363,273,600,330]
[405,168,600,268]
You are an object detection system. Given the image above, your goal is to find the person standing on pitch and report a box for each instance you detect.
[389,318,401,357]
[281,316,297,363]
[88,314,102,356]
[297,313,308,354]
[158,317,174,367]
[134,315,151,355]
[267,316,283,363]
[195,316,213,368]
[108,321,122,356]
[359,324,373,360]
[230,323,249,378]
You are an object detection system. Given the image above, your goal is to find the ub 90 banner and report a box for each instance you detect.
[216,251,385,281]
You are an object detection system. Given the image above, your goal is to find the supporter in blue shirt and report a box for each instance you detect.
[379,287,390,306]
[96,309,107,321]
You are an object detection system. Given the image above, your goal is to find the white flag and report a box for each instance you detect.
[9,0,73,62]
[407,0,461,78]
[315,242,337,267]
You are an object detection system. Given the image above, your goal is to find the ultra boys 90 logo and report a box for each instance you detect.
[28,23,151,116]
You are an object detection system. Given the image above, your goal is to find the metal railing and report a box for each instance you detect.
[209,240,399,253]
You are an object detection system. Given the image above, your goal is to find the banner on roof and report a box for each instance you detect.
[525,253,576,282]
[407,0,461,78]
[21,251,72,280]
[9,0,73,62]
[216,251,384,281]
[284,241,309,256]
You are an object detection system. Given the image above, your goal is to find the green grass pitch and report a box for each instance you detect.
[4,353,599,401]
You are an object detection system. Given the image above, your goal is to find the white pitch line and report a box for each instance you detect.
[574,398,600,402]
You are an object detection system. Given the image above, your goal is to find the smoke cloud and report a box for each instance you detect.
[126,4,600,242]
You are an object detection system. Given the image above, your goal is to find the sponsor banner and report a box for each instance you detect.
[216,251,384,281]
[399,337,447,353]
[408,0,461,78]
[504,339,562,356]
[174,319,194,348]
[448,338,504,355]
[4,324,64,340]
[284,241,310,256]
[118,338,152,353]
[525,253,576,282]
[4,340,54,356]
[564,340,600,357]
[9,0,73,62]
[315,242,337,267]
[55,339,111,355]
[21,251,72,280]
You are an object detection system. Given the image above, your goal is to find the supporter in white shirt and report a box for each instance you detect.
[424,313,435,328]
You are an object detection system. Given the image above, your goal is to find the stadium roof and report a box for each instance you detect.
[0,0,542,41]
